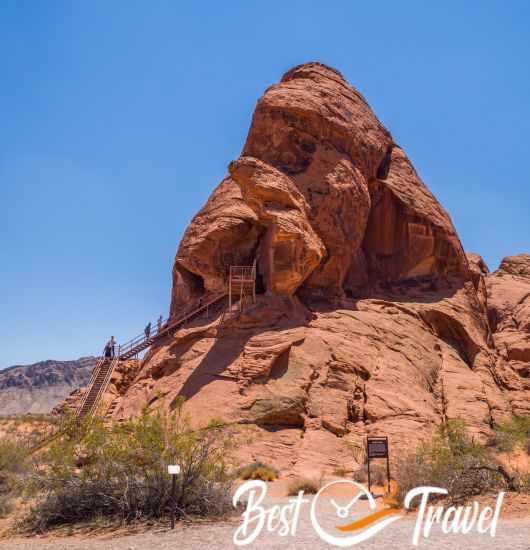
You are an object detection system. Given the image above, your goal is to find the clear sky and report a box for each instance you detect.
[1,1,529,368]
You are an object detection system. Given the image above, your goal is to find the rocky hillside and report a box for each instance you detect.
[0,357,95,415]
[76,62,529,476]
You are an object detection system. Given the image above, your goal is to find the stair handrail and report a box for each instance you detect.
[76,356,105,416]
[119,317,168,349]
[75,292,230,420]
[83,357,120,418]
[117,291,227,359]
[158,291,226,337]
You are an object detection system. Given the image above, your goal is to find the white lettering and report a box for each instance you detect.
[232,480,267,546]
[405,486,448,546]
[232,480,505,547]
[232,481,309,546]
[424,505,444,538]
[459,502,480,534]
[479,492,504,537]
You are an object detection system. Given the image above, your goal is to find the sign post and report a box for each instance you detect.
[168,464,181,529]
[366,436,390,495]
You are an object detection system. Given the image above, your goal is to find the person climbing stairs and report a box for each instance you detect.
[75,291,229,419]
[74,265,256,421]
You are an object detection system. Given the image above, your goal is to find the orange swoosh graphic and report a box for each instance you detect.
[336,508,400,532]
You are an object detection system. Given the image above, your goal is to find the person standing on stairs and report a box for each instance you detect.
[104,336,116,359]
[144,322,151,340]
[157,315,163,333]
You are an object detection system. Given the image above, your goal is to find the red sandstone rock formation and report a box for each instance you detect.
[103,63,528,476]
[486,255,530,416]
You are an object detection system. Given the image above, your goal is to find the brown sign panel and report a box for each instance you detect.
[367,437,388,459]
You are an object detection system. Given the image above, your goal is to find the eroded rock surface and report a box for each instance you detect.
[96,63,528,476]
[170,63,467,311]
[486,255,530,416]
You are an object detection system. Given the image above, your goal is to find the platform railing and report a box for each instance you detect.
[74,267,256,421]
[229,265,256,281]
[117,291,227,360]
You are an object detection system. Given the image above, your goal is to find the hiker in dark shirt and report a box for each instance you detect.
[144,322,151,339]
[104,336,116,358]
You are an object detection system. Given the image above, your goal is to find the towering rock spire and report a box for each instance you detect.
[171,62,467,315]
[108,64,529,476]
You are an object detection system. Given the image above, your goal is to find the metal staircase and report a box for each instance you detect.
[74,266,257,421]
[28,267,257,455]
[76,356,119,418]
[117,291,228,360]
[75,291,228,419]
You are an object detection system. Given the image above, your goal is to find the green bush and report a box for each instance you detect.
[0,436,31,516]
[287,477,319,495]
[239,461,278,481]
[332,466,349,478]
[519,473,530,493]
[25,407,235,530]
[490,416,530,453]
[353,463,387,486]
[394,420,504,506]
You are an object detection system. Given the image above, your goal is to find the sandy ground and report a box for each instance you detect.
[0,417,55,440]
[1,513,529,550]
[1,481,529,550]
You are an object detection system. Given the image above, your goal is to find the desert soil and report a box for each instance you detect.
[2,490,529,550]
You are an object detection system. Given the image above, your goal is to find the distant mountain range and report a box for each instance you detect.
[0,357,95,415]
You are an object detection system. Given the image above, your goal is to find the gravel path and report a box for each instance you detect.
[2,496,529,550]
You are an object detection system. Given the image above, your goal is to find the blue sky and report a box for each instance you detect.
[1,1,529,368]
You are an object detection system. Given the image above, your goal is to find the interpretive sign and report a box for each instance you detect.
[367,437,388,459]
[366,436,391,494]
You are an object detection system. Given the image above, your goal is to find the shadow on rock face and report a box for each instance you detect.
[170,296,310,405]
[172,336,248,405]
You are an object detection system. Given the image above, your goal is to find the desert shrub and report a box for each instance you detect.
[353,463,387,486]
[251,467,277,482]
[238,461,278,481]
[332,466,349,478]
[519,473,530,493]
[490,416,530,453]
[24,407,235,530]
[287,477,319,495]
[0,436,31,516]
[394,420,504,506]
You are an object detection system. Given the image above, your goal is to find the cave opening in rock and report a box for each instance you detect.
[195,273,205,295]
[249,226,271,296]
[255,261,266,294]
[376,145,393,180]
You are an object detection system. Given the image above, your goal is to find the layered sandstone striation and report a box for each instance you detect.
[171,63,467,311]
[102,63,528,475]
[486,255,530,416]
